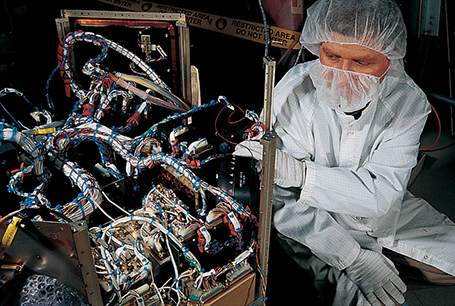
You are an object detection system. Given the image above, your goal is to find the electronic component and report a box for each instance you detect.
[0,10,267,306]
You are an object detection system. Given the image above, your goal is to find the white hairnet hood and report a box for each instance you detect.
[300,0,407,60]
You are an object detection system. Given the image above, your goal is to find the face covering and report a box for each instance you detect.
[309,61,386,113]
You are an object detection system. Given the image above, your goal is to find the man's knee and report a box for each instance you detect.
[383,249,455,286]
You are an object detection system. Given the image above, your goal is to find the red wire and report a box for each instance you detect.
[227,103,246,124]
[214,104,247,145]
[277,38,300,66]
[228,110,245,124]
[420,103,441,151]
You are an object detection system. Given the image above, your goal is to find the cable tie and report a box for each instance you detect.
[75,200,86,219]
[10,127,17,142]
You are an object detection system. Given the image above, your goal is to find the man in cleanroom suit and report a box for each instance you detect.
[234,0,455,305]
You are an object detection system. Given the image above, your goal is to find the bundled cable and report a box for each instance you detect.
[0,25,262,306]
[54,31,189,112]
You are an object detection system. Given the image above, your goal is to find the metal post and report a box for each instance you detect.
[177,14,193,106]
[71,220,103,306]
[255,57,277,302]
[262,57,276,132]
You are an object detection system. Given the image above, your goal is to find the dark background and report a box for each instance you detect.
[1,0,453,116]
[0,0,453,223]
[0,1,454,305]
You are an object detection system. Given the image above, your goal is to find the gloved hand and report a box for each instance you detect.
[345,249,407,306]
[233,140,306,188]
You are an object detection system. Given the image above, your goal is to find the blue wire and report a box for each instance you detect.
[0,102,22,128]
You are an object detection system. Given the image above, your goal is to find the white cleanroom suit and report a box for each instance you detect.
[269,59,455,305]
[234,0,455,304]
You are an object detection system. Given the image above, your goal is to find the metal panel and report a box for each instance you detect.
[0,218,102,305]
[420,0,441,36]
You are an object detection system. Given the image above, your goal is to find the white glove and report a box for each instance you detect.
[233,140,306,188]
[345,249,407,306]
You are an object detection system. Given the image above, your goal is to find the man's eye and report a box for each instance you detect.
[327,55,339,60]
[354,60,368,66]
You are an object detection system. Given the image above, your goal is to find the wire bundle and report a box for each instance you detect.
[55,31,190,113]
[0,28,263,306]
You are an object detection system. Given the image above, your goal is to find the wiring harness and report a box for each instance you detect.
[0,30,265,305]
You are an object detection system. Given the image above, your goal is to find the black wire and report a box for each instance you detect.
[2,0,14,33]
[257,0,269,58]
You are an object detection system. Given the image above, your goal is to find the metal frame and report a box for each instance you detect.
[20,13,276,305]
[55,10,193,106]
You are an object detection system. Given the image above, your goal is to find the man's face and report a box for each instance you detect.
[316,42,390,107]
[319,42,390,79]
